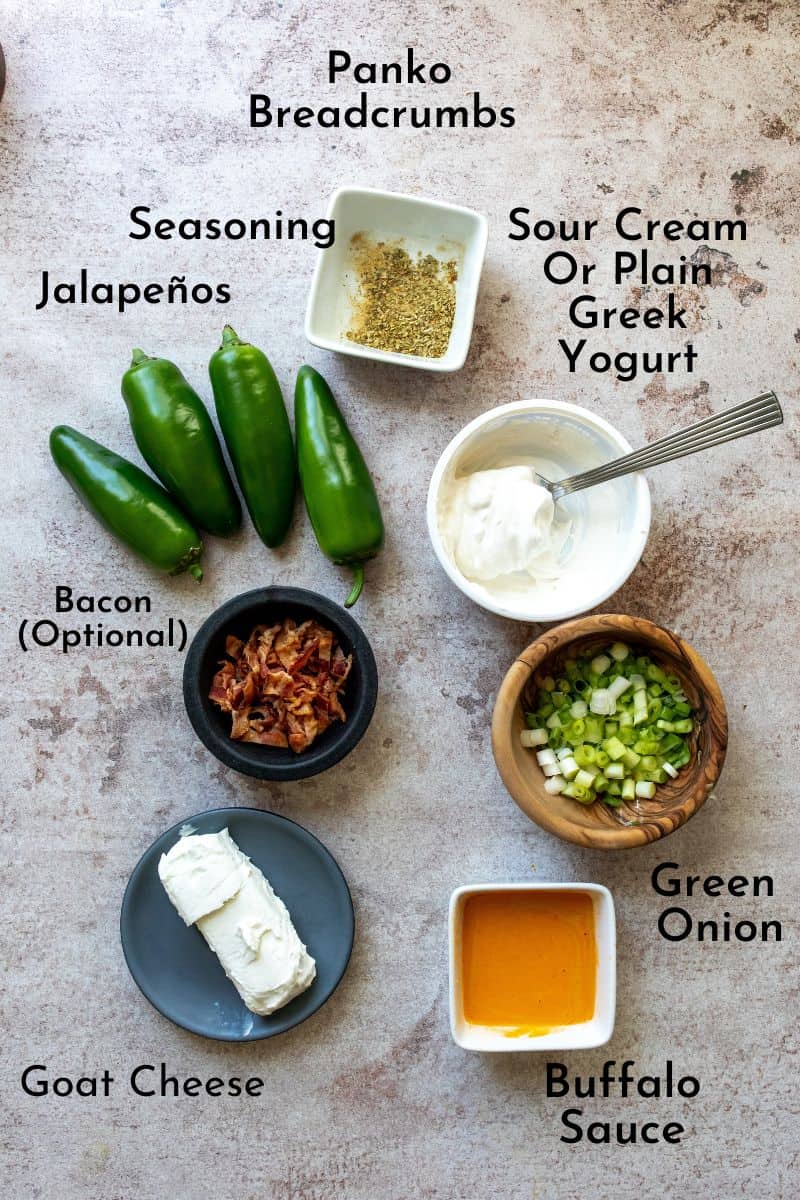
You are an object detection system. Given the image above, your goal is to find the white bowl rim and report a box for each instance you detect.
[449,879,614,904]
[323,184,491,225]
[426,398,651,621]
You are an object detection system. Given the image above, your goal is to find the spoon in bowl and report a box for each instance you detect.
[538,391,783,502]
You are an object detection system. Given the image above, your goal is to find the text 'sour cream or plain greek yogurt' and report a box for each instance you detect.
[443,465,571,587]
[158,828,316,1015]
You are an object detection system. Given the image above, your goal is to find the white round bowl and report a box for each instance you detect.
[426,399,651,622]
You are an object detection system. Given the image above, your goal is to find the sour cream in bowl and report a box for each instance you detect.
[426,400,651,622]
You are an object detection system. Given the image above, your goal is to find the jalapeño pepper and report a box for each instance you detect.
[294,365,384,607]
[121,349,241,537]
[209,326,295,548]
[49,426,204,579]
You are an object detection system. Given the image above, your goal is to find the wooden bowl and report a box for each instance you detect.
[491,615,728,850]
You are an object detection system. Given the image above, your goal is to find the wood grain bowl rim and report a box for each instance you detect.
[491,614,728,850]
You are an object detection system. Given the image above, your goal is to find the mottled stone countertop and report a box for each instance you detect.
[1,2,798,1197]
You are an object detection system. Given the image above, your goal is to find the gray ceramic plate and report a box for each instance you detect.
[120,807,354,1041]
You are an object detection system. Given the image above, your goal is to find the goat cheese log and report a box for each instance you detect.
[158,829,316,1015]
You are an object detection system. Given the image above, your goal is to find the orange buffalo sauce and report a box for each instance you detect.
[460,890,597,1036]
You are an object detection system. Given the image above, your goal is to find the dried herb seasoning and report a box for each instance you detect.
[345,234,457,358]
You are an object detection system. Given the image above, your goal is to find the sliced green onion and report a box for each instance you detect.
[573,744,597,768]
[633,737,661,755]
[562,782,592,804]
[523,642,696,810]
[607,675,631,701]
[565,719,586,745]
[591,653,612,674]
[633,689,649,725]
[657,718,694,734]
[560,755,579,780]
[584,716,604,743]
[590,689,614,716]
[604,736,627,761]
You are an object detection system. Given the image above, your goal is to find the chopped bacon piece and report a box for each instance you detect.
[209,661,236,709]
[230,708,252,740]
[317,627,333,666]
[331,646,352,679]
[209,617,352,754]
[243,726,289,748]
[261,669,296,698]
[288,639,319,674]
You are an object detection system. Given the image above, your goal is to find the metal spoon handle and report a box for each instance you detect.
[551,392,783,501]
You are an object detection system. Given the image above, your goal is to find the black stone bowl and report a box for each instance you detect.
[183,587,378,781]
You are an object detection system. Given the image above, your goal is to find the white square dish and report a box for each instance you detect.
[305,186,488,372]
[449,882,616,1052]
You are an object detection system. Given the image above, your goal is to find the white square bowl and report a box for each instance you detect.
[449,882,616,1052]
[305,186,488,372]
